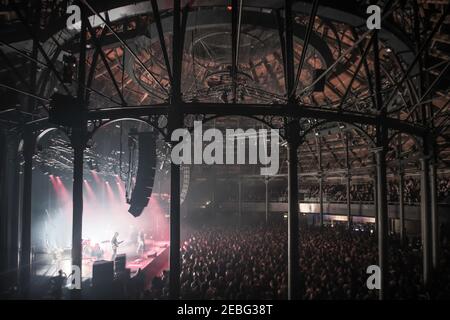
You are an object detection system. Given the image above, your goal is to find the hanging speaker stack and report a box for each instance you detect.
[128,132,157,217]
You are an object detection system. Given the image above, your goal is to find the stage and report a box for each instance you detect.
[124,240,169,287]
[31,240,169,292]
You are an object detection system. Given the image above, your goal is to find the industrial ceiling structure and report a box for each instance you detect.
[1,0,449,177]
[0,0,449,300]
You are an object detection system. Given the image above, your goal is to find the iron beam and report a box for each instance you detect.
[287,120,300,300]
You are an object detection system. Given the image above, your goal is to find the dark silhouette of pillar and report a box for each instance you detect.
[420,157,432,287]
[238,179,242,223]
[399,170,405,244]
[71,1,87,295]
[430,161,439,271]
[319,174,324,228]
[169,0,182,299]
[373,30,388,300]
[375,148,388,300]
[287,120,300,300]
[346,174,352,229]
[265,177,269,224]
[318,139,324,228]
[345,133,351,229]
[169,147,181,299]
[71,130,85,289]
[19,127,34,297]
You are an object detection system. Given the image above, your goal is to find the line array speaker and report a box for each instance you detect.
[128,132,157,217]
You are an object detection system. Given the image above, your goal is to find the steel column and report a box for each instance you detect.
[71,129,85,292]
[71,1,88,295]
[319,175,324,228]
[374,30,388,300]
[265,177,269,224]
[375,148,388,300]
[345,133,351,229]
[399,170,405,244]
[168,108,182,299]
[287,121,300,300]
[318,138,323,228]
[430,161,439,271]
[238,179,242,223]
[19,127,33,297]
[231,0,238,102]
[19,1,40,295]
[169,145,181,299]
[373,172,377,223]
[169,0,182,300]
[284,0,295,102]
[347,174,351,229]
[420,157,432,287]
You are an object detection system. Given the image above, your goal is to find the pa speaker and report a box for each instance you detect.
[128,132,157,217]
[313,69,326,92]
[92,260,114,288]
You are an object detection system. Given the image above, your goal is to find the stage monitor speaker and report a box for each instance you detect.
[128,132,157,217]
[92,260,114,288]
[114,254,126,273]
[313,69,326,92]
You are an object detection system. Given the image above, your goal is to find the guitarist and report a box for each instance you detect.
[111,232,123,261]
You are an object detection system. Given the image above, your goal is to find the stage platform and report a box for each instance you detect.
[31,240,170,291]
[125,240,169,287]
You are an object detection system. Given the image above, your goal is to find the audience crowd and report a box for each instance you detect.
[144,222,450,300]
[303,177,450,204]
[221,177,450,205]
